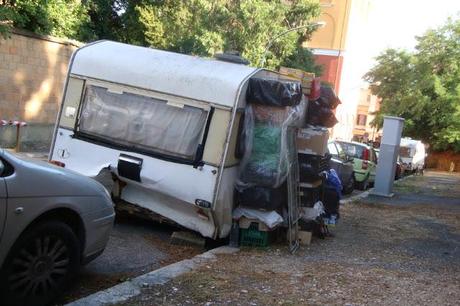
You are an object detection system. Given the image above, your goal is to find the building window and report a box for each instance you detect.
[356,114,367,126]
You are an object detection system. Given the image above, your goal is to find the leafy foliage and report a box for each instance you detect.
[0,0,89,39]
[116,0,321,69]
[364,18,460,152]
[1,0,322,72]
[281,45,323,76]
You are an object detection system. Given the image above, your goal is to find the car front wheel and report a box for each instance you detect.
[343,173,355,195]
[0,221,80,306]
[356,176,369,190]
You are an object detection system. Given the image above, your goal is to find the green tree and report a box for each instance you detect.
[1,0,322,72]
[119,0,321,70]
[0,0,90,40]
[364,18,460,152]
[82,0,126,41]
[0,2,16,38]
[281,45,323,76]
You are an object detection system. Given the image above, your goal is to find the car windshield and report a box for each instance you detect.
[338,142,367,159]
[327,143,339,157]
[333,142,347,160]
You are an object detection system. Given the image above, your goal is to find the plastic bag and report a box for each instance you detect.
[236,184,287,210]
[326,169,342,198]
[237,101,304,189]
[246,78,302,106]
[233,207,284,228]
[307,100,338,128]
[301,201,325,221]
[308,77,321,101]
[318,85,341,109]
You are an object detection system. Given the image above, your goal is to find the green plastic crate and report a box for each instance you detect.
[240,222,270,247]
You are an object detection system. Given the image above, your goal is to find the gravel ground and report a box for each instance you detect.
[120,171,460,305]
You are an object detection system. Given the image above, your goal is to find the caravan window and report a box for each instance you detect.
[399,146,412,158]
[78,85,208,160]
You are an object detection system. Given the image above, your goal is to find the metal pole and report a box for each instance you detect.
[371,116,405,197]
[15,124,20,152]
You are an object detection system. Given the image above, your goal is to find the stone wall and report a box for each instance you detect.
[0,29,80,152]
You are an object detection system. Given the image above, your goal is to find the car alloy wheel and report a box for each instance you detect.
[0,221,80,306]
[8,235,70,296]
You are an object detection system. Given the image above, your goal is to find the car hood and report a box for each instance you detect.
[1,150,109,198]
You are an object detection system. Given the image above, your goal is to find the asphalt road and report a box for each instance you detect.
[57,214,203,304]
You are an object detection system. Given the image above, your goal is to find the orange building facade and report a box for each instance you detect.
[352,87,382,142]
[306,0,375,141]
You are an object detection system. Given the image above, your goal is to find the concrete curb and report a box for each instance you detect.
[340,190,371,204]
[340,174,414,205]
[66,246,239,306]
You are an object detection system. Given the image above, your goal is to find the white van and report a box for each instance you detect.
[49,41,288,239]
[399,138,426,172]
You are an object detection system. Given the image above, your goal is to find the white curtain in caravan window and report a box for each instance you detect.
[79,85,208,159]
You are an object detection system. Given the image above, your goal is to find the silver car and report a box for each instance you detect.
[327,141,355,194]
[0,150,115,306]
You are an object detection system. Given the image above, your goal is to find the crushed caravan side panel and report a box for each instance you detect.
[52,128,218,237]
[121,183,215,238]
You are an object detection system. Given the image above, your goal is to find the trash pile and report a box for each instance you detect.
[232,67,341,249]
[299,81,342,237]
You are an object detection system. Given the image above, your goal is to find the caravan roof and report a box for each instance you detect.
[400,138,421,148]
[70,41,260,107]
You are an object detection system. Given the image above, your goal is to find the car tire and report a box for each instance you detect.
[0,221,81,306]
[342,173,355,195]
[356,176,369,190]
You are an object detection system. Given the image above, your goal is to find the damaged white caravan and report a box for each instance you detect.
[50,41,289,239]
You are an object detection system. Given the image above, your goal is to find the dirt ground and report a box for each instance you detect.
[120,171,460,306]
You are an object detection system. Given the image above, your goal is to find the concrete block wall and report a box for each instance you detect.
[0,29,80,152]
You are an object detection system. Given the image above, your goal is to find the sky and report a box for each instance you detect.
[333,0,460,140]
[370,0,460,52]
[341,0,460,91]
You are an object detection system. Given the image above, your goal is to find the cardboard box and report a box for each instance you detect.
[279,67,315,94]
[298,231,312,246]
[297,126,329,156]
[279,66,302,77]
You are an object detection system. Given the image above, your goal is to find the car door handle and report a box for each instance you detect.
[15,207,24,214]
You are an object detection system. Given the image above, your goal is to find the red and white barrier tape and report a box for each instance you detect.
[0,120,27,127]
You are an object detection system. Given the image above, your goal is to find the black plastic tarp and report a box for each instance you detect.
[237,184,287,210]
[307,100,339,128]
[318,85,341,109]
[246,78,302,106]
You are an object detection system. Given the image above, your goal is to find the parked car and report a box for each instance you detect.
[0,150,115,306]
[374,149,405,180]
[327,141,355,194]
[336,141,377,190]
